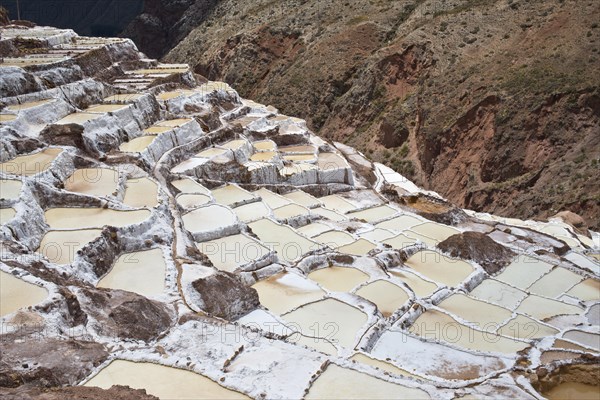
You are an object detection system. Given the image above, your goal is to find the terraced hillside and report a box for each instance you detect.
[163,0,600,230]
[1,24,599,399]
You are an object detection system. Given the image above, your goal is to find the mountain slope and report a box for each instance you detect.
[164,0,600,229]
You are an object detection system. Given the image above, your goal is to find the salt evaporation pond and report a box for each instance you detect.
[97,248,166,297]
[84,360,249,399]
[0,208,16,224]
[312,230,355,248]
[272,203,309,219]
[119,135,157,153]
[233,201,271,222]
[566,278,600,302]
[527,267,583,298]
[282,190,320,208]
[64,168,119,197]
[248,219,318,262]
[437,293,513,327]
[403,250,474,287]
[355,280,409,317]
[0,271,48,317]
[544,382,600,400]
[38,229,102,264]
[336,238,377,256]
[348,205,397,223]
[349,353,418,379]
[122,178,159,208]
[212,184,256,206]
[182,204,236,234]
[198,234,270,273]
[376,214,424,231]
[308,266,369,292]
[305,364,429,400]
[469,279,527,309]
[319,195,357,213]
[0,179,23,199]
[0,148,62,176]
[388,269,438,298]
[45,208,150,229]
[282,298,367,349]
[252,272,324,315]
[177,194,211,209]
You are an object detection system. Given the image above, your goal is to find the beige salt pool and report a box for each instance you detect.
[404,250,474,288]
[410,222,460,243]
[348,205,397,223]
[119,135,157,153]
[85,104,129,113]
[103,94,145,103]
[305,364,429,400]
[562,330,600,351]
[313,230,355,248]
[319,195,357,213]
[123,178,159,208]
[0,208,16,224]
[55,112,102,125]
[144,126,172,134]
[272,204,310,220]
[64,168,119,197]
[177,194,211,209]
[0,148,62,176]
[355,280,409,317]
[375,215,424,231]
[254,188,291,209]
[182,205,236,234]
[317,152,348,170]
[0,271,48,317]
[527,267,584,298]
[516,295,583,320]
[543,382,600,400]
[84,360,249,399]
[196,148,229,158]
[0,179,22,200]
[250,151,277,162]
[282,190,320,208]
[469,279,527,310]
[282,298,367,349]
[252,272,324,315]
[350,353,419,379]
[232,201,271,222]
[253,140,276,151]
[45,208,150,229]
[248,219,319,262]
[0,114,17,123]
[212,184,256,206]
[498,314,558,340]
[388,269,438,298]
[410,310,529,354]
[156,118,193,127]
[198,234,270,273]
[38,229,102,264]
[383,233,419,249]
[438,293,513,328]
[308,266,369,292]
[171,178,210,195]
[495,256,554,290]
[337,238,377,256]
[221,139,247,150]
[282,154,315,162]
[97,248,166,297]
[359,228,395,242]
[565,252,600,275]
[311,207,348,222]
[566,278,600,302]
[296,222,332,238]
[5,99,54,111]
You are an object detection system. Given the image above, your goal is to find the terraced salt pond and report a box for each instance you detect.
[305,364,429,400]
[122,178,159,208]
[282,298,367,349]
[404,250,474,288]
[119,135,157,152]
[212,184,256,206]
[566,278,600,302]
[85,360,249,399]
[64,168,119,197]
[355,280,409,317]
[232,201,271,222]
[0,207,16,224]
[308,266,369,292]
[38,229,102,264]
[44,208,151,229]
[177,194,211,209]
[336,238,377,256]
[0,179,22,199]
[248,219,319,262]
[388,269,438,298]
[312,230,355,248]
[198,234,270,273]
[544,382,600,400]
[0,271,48,317]
[348,205,397,223]
[252,272,324,315]
[0,148,62,176]
[182,205,236,235]
[97,248,166,297]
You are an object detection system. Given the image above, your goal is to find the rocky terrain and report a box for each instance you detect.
[159,0,600,230]
[1,23,600,399]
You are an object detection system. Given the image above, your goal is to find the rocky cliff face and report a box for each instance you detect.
[164,0,600,229]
